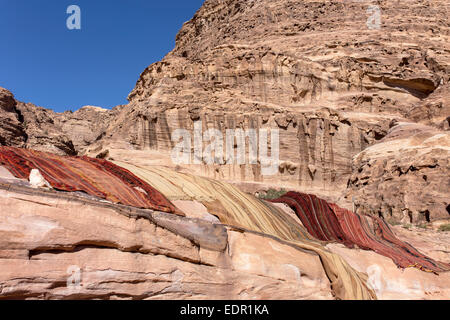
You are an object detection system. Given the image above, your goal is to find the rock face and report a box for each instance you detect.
[0,88,118,155]
[1,0,449,222]
[85,0,449,214]
[54,106,120,154]
[345,122,450,223]
[325,218,450,300]
[1,176,448,300]
[0,183,334,300]
[327,241,450,300]
[15,102,120,156]
[0,88,27,147]
[0,89,76,156]
[14,102,77,156]
[1,0,450,301]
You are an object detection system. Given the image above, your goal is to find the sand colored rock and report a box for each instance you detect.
[0,88,119,156]
[54,106,119,154]
[0,184,334,300]
[345,122,450,223]
[86,0,449,218]
[0,0,449,300]
[112,0,447,188]
[1,0,449,221]
[327,242,450,300]
[0,88,27,147]
[172,200,221,224]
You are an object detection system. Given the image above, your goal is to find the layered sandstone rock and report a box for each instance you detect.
[1,0,449,301]
[0,87,118,155]
[0,88,76,156]
[15,102,77,156]
[326,219,450,300]
[345,122,450,223]
[1,178,448,300]
[0,88,27,147]
[327,242,450,300]
[85,0,449,211]
[1,0,449,221]
[54,106,120,154]
[0,183,334,300]
[15,102,120,156]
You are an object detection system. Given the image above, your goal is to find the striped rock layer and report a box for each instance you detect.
[270,192,450,273]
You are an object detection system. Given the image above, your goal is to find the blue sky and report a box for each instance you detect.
[0,0,205,112]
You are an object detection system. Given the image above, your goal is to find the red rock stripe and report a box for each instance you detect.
[272,191,450,273]
[0,146,180,214]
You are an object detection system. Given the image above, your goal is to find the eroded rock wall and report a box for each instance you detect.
[87,0,449,206]
[1,0,449,222]
[345,122,450,223]
[0,184,333,300]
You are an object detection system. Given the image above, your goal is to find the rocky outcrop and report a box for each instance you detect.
[15,102,77,156]
[15,102,120,156]
[0,0,449,301]
[0,88,27,147]
[0,88,76,156]
[327,241,450,300]
[1,0,448,222]
[0,87,119,156]
[345,122,450,223]
[0,183,334,300]
[54,106,120,154]
[82,0,449,205]
[325,223,450,300]
[2,178,450,300]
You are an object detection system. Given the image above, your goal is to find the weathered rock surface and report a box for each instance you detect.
[0,89,75,156]
[54,106,120,154]
[0,88,27,147]
[345,122,450,223]
[15,102,77,156]
[1,0,449,300]
[392,224,450,265]
[1,0,449,222]
[0,87,119,155]
[327,241,450,300]
[1,179,448,300]
[87,0,449,215]
[0,184,333,300]
[325,221,450,300]
[272,199,450,300]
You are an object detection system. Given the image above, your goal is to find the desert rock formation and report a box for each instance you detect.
[0,177,448,300]
[93,0,449,222]
[0,0,449,301]
[0,88,118,156]
[0,88,27,147]
[346,122,450,223]
[0,182,335,300]
[1,0,449,222]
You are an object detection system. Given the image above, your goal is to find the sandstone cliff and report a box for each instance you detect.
[0,88,27,147]
[1,0,450,299]
[0,88,120,155]
[1,167,449,300]
[1,1,449,222]
[93,0,449,223]
[346,122,450,223]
